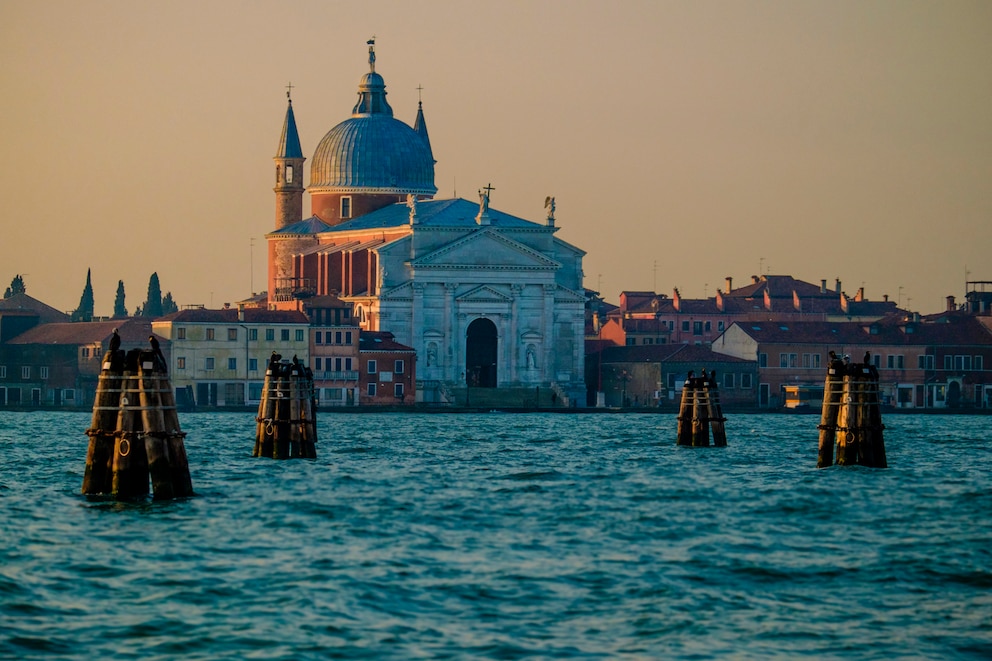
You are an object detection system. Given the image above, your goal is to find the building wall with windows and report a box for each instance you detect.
[152,307,309,407]
[713,316,992,409]
[358,331,416,406]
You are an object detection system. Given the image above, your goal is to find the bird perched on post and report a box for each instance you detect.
[109,328,121,353]
[149,335,167,373]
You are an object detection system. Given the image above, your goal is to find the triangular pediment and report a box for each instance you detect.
[455,285,513,303]
[412,229,560,271]
[379,281,414,300]
[554,284,587,303]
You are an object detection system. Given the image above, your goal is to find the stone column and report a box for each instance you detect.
[509,284,522,384]
[444,283,458,382]
[542,284,556,382]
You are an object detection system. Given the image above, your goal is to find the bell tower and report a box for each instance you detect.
[274,86,305,229]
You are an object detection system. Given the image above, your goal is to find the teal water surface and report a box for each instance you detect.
[1,411,990,659]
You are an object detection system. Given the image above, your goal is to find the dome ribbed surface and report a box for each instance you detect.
[309,115,437,195]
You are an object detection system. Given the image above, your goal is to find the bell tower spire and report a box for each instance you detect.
[274,85,305,229]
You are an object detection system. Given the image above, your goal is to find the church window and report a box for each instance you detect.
[286,165,294,184]
[341,197,352,219]
[368,360,377,374]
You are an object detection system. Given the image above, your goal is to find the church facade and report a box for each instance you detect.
[266,41,586,405]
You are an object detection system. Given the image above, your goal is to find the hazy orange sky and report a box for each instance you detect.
[2,0,989,317]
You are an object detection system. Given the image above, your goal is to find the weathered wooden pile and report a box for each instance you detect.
[253,354,318,459]
[676,370,728,447]
[817,352,887,468]
[82,346,193,499]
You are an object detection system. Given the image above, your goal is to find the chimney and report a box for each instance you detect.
[835,278,842,294]
[672,287,681,312]
[237,303,245,322]
[883,294,889,302]
[725,276,733,294]
[715,289,724,312]
[820,279,827,294]
[751,275,760,284]
[855,287,864,302]
[946,295,956,312]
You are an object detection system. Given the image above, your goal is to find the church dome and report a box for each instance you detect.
[309,115,436,195]
[308,41,436,196]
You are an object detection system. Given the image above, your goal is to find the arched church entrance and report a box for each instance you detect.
[466,317,498,388]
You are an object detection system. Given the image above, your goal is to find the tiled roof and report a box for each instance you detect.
[267,216,335,236]
[359,331,415,353]
[7,318,156,345]
[324,198,546,232]
[730,317,992,346]
[0,293,70,324]
[600,343,749,364]
[155,308,309,324]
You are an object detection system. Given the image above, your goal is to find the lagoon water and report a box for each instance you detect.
[1,411,990,660]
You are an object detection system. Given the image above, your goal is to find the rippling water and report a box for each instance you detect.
[1,411,990,659]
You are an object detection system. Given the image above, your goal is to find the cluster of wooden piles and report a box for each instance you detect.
[253,355,318,459]
[676,370,727,447]
[817,352,887,468]
[82,347,193,499]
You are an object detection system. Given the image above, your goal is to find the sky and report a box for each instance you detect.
[1,0,990,317]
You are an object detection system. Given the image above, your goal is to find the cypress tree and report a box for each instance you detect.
[162,291,179,315]
[142,272,164,317]
[71,269,95,322]
[4,274,26,298]
[113,280,128,318]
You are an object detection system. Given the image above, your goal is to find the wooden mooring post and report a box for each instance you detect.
[816,352,887,468]
[254,354,317,459]
[676,370,728,447]
[83,342,194,499]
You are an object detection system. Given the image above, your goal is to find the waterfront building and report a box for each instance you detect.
[151,307,309,408]
[265,41,586,406]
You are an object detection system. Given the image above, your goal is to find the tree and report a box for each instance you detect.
[4,274,26,298]
[113,280,128,318]
[161,291,179,315]
[70,269,95,322]
[141,272,164,317]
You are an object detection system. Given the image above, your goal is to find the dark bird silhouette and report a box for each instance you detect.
[829,350,837,361]
[149,335,167,373]
[864,351,871,365]
[109,328,121,353]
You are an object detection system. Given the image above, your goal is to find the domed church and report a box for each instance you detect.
[267,40,586,405]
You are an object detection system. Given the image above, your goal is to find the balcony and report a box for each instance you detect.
[273,277,317,302]
[314,370,359,382]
